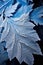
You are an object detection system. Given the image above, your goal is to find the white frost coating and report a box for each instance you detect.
[0,12,42,65]
[0,1,42,65]
[5,2,19,17]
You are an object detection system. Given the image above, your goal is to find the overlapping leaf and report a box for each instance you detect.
[5,2,19,17]
[30,6,43,25]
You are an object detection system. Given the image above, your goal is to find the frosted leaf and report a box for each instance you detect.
[13,4,33,18]
[0,12,42,65]
[0,0,42,65]
[5,2,19,17]
[30,6,43,25]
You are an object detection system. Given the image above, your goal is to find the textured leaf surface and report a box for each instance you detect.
[0,0,43,65]
[0,13,42,65]
[5,2,19,17]
[0,15,8,64]
[12,4,33,18]
[0,0,14,14]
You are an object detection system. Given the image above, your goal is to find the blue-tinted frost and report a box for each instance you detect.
[30,6,43,25]
[0,0,43,65]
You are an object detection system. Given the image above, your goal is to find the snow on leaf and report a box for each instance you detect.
[5,2,19,17]
[30,6,43,25]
